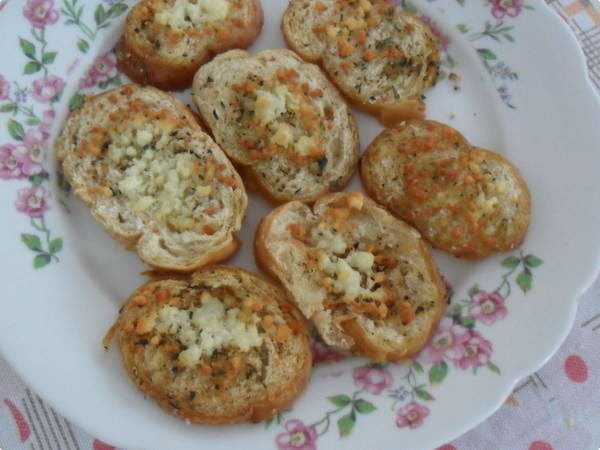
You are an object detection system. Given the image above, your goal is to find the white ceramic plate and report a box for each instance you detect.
[1,1,599,449]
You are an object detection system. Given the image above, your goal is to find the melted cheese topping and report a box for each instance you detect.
[155,0,230,28]
[320,250,382,300]
[156,293,262,367]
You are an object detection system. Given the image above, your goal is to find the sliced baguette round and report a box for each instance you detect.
[361,120,531,258]
[104,266,312,424]
[255,192,446,362]
[56,84,247,272]
[192,49,360,204]
[282,0,440,125]
[116,0,264,90]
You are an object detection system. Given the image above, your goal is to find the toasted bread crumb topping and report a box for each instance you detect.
[155,0,230,29]
[156,292,262,367]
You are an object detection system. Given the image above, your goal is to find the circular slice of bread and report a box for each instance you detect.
[56,84,247,272]
[360,120,531,258]
[104,266,312,424]
[192,49,360,203]
[116,0,264,90]
[282,0,440,125]
[255,192,446,362]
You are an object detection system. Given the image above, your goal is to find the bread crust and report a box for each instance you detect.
[255,192,446,362]
[192,49,360,203]
[116,0,264,90]
[108,266,312,424]
[56,84,248,272]
[361,120,531,258]
[282,0,439,125]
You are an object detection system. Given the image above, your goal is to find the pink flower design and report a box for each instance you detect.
[23,127,49,148]
[353,366,393,395]
[312,339,348,365]
[490,0,524,19]
[32,75,64,103]
[80,52,118,88]
[276,420,318,450]
[23,0,59,28]
[0,144,42,179]
[42,109,55,126]
[469,291,507,325]
[15,185,49,218]
[0,75,9,101]
[395,402,430,429]
[419,16,450,52]
[418,317,471,365]
[454,330,492,370]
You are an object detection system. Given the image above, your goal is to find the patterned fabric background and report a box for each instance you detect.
[0,1,599,449]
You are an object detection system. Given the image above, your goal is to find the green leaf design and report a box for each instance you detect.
[354,399,376,414]
[524,4,535,10]
[49,238,63,254]
[501,256,520,269]
[33,254,51,269]
[24,61,42,75]
[411,360,424,373]
[108,3,128,18]
[69,94,84,111]
[94,4,108,25]
[19,38,36,59]
[428,361,448,385]
[26,118,42,126]
[0,103,17,113]
[524,255,543,268]
[337,411,356,437]
[21,234,42,251]
[77,39,89,53]
[42,51,57,64]
[487,362,501,375]
[457,24,469,34]
[456,0,465,5]
[461,316,476,329]
[468,284,480,298]
[415,388,434,401]
[28,174,45,186]
[477,48,497,60]
[328,394,351,408]
[7,119,25,140]
[516,268,533,293]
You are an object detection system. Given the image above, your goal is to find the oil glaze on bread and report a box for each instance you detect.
[255,192,446,362]
[56,84,247,272]
[361,120,531,258]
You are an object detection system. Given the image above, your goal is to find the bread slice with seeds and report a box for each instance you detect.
[103,266,312,424]
[282,0,440,125]
[192,49,360,204]
[116,0,264,90]
[360,120,531,258]
[255,192,446,362]
[56,84,247,272]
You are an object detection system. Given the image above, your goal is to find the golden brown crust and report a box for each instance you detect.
[116,0,264,90]
[282,0,439,125]
[360,120,531,259]
[108,266,312,424]
[254,192,446,362]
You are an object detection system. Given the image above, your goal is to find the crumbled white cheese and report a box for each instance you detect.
[155,0,230,28]
[320,251,381,301]
[311,228,347,254]
[156,293,262,367]
[295,135,318,157]
[271,123,294,147]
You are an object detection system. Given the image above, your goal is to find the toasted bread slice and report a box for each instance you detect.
[192,49,360,204]
[56,84,247,272]
[104,266,312,424]
[282,0,440,125]
[116,0,264,90]
[361,120,531,258]
[255,192,446,362]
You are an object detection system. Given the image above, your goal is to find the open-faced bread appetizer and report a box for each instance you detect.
[56,84,247,272]
[361,120,531,258]
[192,49,360,203]
[104,266,312,424]
[282,0,440,125]
[116,0,264,90]
[255,192,446,362]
